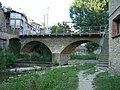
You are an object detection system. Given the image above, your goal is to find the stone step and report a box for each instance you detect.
[14,63,52,67]
[16,61,52,64]
[97,64,108,67]
[99,58,108,60]
[96,66,108,71]
[99,62,109,64]
[14,61,52,67]
[98,58,109,61]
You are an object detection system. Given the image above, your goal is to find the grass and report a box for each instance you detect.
[0,63,95,90]
[93,72,120,90]
[70,54,96,60]
[83,67,96,77]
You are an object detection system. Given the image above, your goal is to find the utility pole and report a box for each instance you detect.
[44,14,46,31]
[46,7,49,31]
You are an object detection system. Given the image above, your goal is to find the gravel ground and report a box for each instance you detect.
[77,70,103,90]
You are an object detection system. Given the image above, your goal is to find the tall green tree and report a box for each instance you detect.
[70,0,108,27]
[50,22,70,33]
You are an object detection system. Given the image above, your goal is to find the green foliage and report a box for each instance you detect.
[0,72,40,90]
[6,7,12,12]
[0,2,2,8]
[0,64,95,90]
[50,22,70,33]
[93,72,120,90]
[32,43,52,61]
[85,42,99,53]
[70,0,108,27]
[0,50,16,69]
[52,61,59,66]
[8,39,21,55]
[70,53,96,60]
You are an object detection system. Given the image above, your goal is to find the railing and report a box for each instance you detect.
[0,25,107,36]
[95,24,108,59]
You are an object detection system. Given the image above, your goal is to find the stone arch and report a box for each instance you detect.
[21,41,51,53]
[59,40,99,65]
[61,40,98,54]
[21,41,52,61]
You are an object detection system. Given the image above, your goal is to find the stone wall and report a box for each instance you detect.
[109,0,120,75]
[0,7,5,31]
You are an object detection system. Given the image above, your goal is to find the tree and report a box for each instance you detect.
[50,22,70,33]
[6,6,12,12]
[70,0,108,27]
[85,42,99,53]
[0,2,2,8]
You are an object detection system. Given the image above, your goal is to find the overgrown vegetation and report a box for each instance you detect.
[70,53,96,60]
[93,72,120,90]
[0,64,95,90]
[0,50,16,69]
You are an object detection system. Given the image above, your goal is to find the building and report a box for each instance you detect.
[31,21,41,34]
[0,7,6,32]
[4,10,29,35]
[0,7,6,49]
[109,0,120,75]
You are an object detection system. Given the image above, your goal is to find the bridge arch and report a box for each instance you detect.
[21,41,52,62]
[59,40,99,65]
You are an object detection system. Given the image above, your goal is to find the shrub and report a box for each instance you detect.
[52,61,59,66]
[70,54,96,60]
[0,50,16,69]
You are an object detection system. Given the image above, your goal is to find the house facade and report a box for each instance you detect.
[31,22,41,34]
[4,10,29,35]
[0,7,6,49]
[109,0,120,75]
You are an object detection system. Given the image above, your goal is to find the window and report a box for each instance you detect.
[117,19,120,34]
[16,20,20,28]
[10,20,15,27]
[112,14,120,37]
[16,13,21,18]
[10,13,16,18]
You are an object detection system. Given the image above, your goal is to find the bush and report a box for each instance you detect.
[70,54,96,60]
[52,61,59,66]
[0,50,16,69]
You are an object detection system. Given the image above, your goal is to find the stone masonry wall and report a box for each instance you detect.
[109,0,120,75]
[0,8,5,30]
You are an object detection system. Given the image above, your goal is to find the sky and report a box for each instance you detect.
[0,0,74,26]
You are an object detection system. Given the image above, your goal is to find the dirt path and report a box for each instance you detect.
[77,70,102,90]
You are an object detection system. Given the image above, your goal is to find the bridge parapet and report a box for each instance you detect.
[0,25,107,36]
[20,25,107,36]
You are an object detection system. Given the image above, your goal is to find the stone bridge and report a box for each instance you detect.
[19,34,102,65]
[0,25,108,65]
